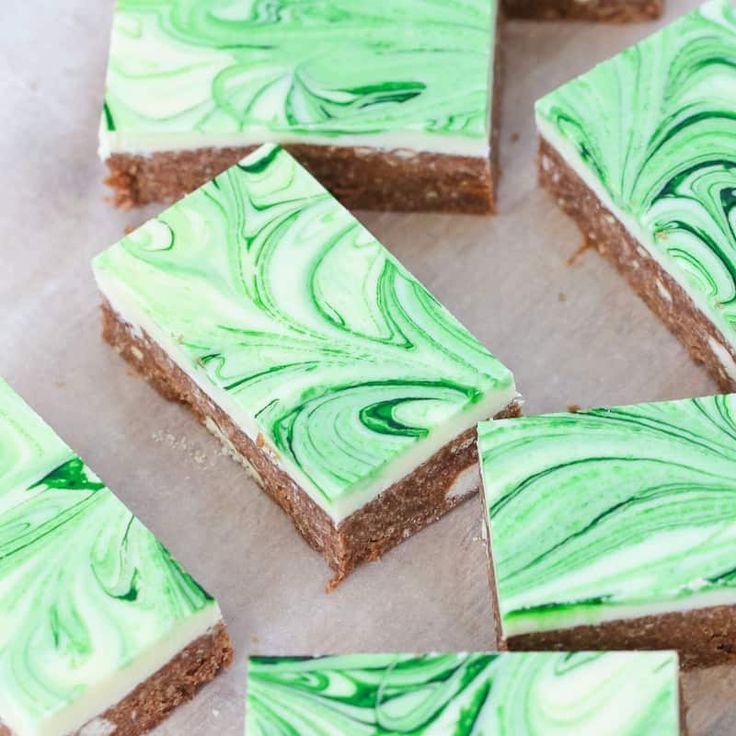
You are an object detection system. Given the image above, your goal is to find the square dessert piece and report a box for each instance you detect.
[0,379,232,736]
[92,144,520,586]
[503,0,662,21]
[537,0,736,390]
[100,0,501,214]
[479,394,736,670]
[246,651,682,734]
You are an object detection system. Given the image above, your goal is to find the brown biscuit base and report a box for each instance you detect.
[538,136,736,392]
[106,145,496,215]
[497,604,736,672]
[103,14,502,214]
[0,622,232,736]
[100,300,521,588]
[502,0,662,21]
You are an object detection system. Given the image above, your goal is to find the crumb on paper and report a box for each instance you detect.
[510,132,520,143]
[566,238,593,267]
[568,404,582,413]
[558,292,567,303]
[151,429,215,467]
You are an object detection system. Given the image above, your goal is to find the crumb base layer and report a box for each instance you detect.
[105,144,495,214]
[498,605,736,671]
[538,136,736,391]
[502,0,662,21]
[0,622,232,736]
[100,301,521,588]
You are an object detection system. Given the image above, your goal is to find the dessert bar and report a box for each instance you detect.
[537,0,736,389]
[93,144,520,586]
[246,651,682,734]
[0,379,232,736]
[101,0,503,213]
[480,394,736,669]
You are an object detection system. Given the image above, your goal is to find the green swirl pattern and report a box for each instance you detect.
[479,393,736,637]
[246,651,680,735]
[93,145,516,522]
[536,0,736,349]
[0,379,218,734]
[101,0,495,156]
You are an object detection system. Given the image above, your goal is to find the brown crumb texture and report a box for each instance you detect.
[538,136,736,392]
[0,623,232,736]
[100,301,521,586]
[503,0,662,21]
[504,605,736,671]
[104,145,493,214]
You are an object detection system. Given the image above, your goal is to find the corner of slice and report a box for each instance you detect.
[479,393,736,669]
[246,651,682,734]
[502,0,662,21]
[0,378,232,736]
[100,0,501,214]
[92,144,520,586]
[536,0,736,389]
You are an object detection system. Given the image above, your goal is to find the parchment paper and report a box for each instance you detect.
[1,1,734,733]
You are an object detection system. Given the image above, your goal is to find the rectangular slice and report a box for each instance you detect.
[92,144,520,586]
[100,0,501,213]
[503,0,662,21]
[536,0,736,390]
[246,651,683,734]
[479,394,736,670]
[0,378,232,736]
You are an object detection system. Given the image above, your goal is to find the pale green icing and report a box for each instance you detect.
[536,0,736,350]
[0,378,217,734]
[93,145,515,522]
[246,651,680,735]
[479,394,736,637]
[101,0,496,155]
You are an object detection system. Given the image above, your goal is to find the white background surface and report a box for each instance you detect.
[2,0,734,733]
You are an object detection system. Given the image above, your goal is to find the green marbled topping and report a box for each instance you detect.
[102,0,495,153]
[93,145,515,521]
[246,651,680,735]
[536,0,736,343]
[479,393,736,636]
[0,379,216,732]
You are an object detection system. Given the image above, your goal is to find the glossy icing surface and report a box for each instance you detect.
[101,0,496,157]
[480,394,736,636]
[0,379,220,736]
[536,0,736,352]
[93,145,516,522]
[246,651,680,735]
